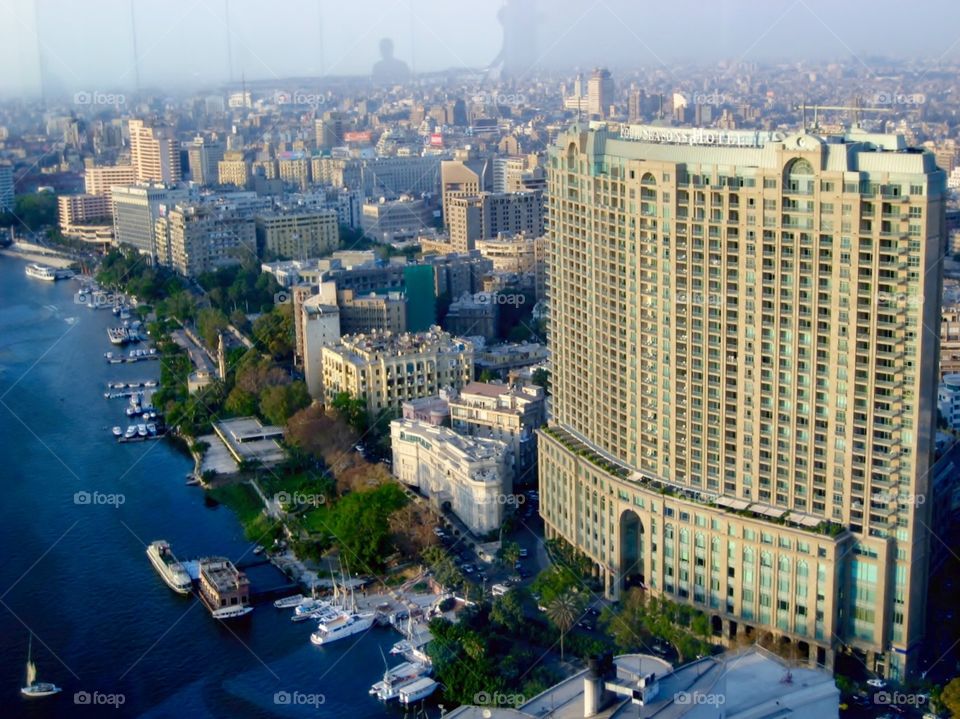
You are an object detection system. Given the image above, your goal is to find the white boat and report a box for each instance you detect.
[137,424,148,437]
[370,661,431,701]
[210,604,253,619]
[145,380,158,388]
[124,426,137,439]
[112,426,122,437]
[146,540,193,594]
[309,610,375,645]
[25,263,58,281]
[389,639,413,655]
[398,676,438,704]
[291,598,332,622]
[20,635,61,698]
[273,594,306,609]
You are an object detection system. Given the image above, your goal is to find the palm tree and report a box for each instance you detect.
[547,592,581,661]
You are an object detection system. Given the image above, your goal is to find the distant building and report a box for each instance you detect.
[255,210,339,259]
[475,341,548,375]
[337,288,407,335]
[321,327,474,415]
[0,163,14,212]
[83,164,137,197]
[424,251,494,299]
[939,374,960,430]
[941,306,960,376]
[129,119,181,184]
[445,291,499,342]
[391,418,512,535]
[587,67,614,118]
[186,136,225,186]
[360,196,433,243]
[440,151,493,226]
[401,392,453,426]
[446,191,544,252]
[218,151,251,188]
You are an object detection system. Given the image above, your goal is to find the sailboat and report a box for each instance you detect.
[20,635,61,698]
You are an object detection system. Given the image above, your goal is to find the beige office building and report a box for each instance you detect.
[129,119,181,184]
[540,122,946,681]
[218,152,251,188]
[447,191,544,252]
[84,164,137,196]
[255,210,339,259]
[337,289,407,335]
[321,327,474,415]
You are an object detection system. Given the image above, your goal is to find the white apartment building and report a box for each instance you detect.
[391,418,512,534]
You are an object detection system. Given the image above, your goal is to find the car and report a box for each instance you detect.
[514,561,522,570]
[463,565,475,574]
[866,679,887,689]
[537,604,548,612]
[578,619,595,631]
[491,583,509,597]
[588,606,600,617]
[519,548,529,558]
[651,642,669,657]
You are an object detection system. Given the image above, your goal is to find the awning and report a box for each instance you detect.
[788,513,823,528]
[751,505,786,519]
[715,496,751,510]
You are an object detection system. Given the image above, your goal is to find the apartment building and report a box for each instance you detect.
[155,203,256,276]
[321,327,474,415]
[540,122,946,680]
[255,209,339,259]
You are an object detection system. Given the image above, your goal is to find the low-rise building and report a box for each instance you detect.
[338,288,407,335]
[321,327,474,415]
[401,391,454,426]
[449,381,546,482]
[475,341,549,375]
[444,291,500,341]
[445,647,838,719]
[391,418,512,535]
[361,196,434,243]
[255,209,339,259]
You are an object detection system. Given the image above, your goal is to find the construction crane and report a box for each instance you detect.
[796,99,893,131]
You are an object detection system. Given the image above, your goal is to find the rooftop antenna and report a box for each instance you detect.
[224,0,234,83]
[129,0,141,95]
[796,98,892,132]
[33,0,46,105]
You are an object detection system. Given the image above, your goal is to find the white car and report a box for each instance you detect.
[867,679,887,689]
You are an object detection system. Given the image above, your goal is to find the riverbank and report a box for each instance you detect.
[1,246,76,268]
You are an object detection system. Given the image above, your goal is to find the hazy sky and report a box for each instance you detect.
[1,0,959,97]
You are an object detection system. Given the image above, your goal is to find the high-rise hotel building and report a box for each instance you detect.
[539,122,946,680]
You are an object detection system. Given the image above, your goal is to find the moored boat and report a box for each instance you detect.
[146,540,193,594]
[273,594,306,609]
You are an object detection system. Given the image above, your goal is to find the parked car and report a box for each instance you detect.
[519,548,529,558]
[867,679,887,689]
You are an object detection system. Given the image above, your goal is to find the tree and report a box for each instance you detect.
[499,540,521,568]
[330,392,369,433]
[197,307,229,349]
[225,386,259,416]
[942,677,960,717]
[490,589,525,633]
[259,381,311,426]
[546,592,583,661]
[532,368,549,392]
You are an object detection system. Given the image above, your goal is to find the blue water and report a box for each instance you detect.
[0,257,410,718]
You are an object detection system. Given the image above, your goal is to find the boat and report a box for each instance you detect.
[20,635,61,698]
[146,423,157,436]
[107,327,129,345]
[112,426,122,437]
[145,380,158,388]
[137,424,148,437]
[253,545,265,555]
[309,610,375,645]
[146,540,193,594]
[292,598,331,621]
[397,677,438,704]
[273,594,306,609]
[25,263,58,281]
[124,426,137,439]
[197,558,253,620]
[370,660,432,702]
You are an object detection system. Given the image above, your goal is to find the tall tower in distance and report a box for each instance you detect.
[129,119,182,184]
[540,122,946,681]
[587,68,614,118]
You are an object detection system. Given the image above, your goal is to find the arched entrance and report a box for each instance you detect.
[619,510,645,591]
